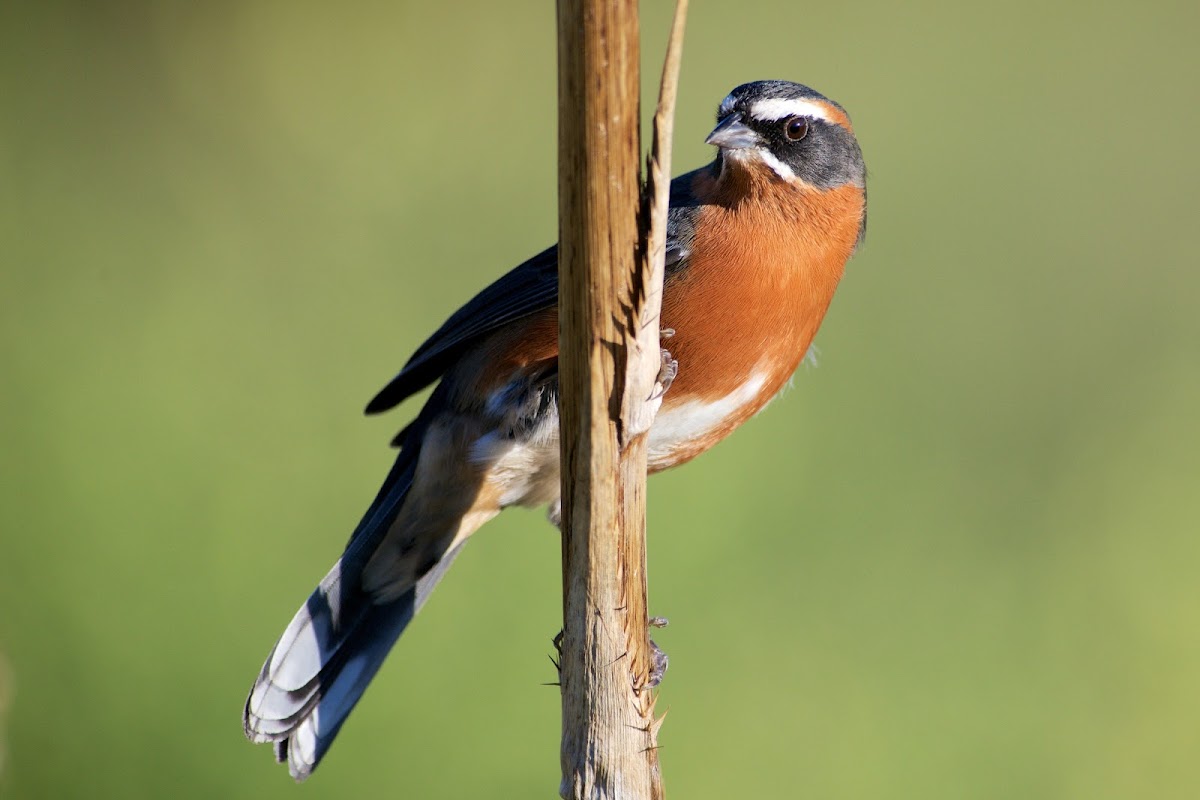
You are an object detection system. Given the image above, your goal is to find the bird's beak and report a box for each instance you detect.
[705,112,756,150]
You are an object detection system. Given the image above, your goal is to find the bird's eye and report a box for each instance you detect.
[784,116,809,141]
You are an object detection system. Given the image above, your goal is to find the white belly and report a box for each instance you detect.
[470,370,770,514]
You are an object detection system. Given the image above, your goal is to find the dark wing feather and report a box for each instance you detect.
[364,245,559,413]
[364,167,708,415]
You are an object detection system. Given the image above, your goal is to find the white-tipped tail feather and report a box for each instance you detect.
[243,455,466,780]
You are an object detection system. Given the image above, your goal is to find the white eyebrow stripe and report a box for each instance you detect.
[749,98,832,122]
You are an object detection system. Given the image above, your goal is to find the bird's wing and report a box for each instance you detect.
[364,167,707,415]
[363,244,559,414]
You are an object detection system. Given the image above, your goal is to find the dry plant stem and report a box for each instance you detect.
[627,0,688,438]
[556,0,652,796]
[557,0,688,798]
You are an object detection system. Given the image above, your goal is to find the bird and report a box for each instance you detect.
[243,79,867,780]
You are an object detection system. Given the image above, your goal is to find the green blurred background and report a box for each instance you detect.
[2,0,1198,797]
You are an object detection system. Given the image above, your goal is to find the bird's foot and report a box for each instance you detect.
[653,347,678,400]
[552,619,668,688]
[648,616,669,688]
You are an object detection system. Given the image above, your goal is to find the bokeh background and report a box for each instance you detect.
[2,1,1198,797]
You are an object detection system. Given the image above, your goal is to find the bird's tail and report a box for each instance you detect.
[242,452,463,780]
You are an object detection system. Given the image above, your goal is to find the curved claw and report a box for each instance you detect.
[652,348,679,401]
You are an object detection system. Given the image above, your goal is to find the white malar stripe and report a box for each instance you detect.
[724,147,797,182]
[749,98,832,123]
[758,150,796,181]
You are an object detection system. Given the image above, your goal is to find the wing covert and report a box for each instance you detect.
[364,166,708,415]
[365,245,559,413]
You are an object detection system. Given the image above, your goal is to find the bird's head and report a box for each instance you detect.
[706,80,865,191]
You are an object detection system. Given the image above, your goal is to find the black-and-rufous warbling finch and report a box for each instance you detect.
[244,79,867,779]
